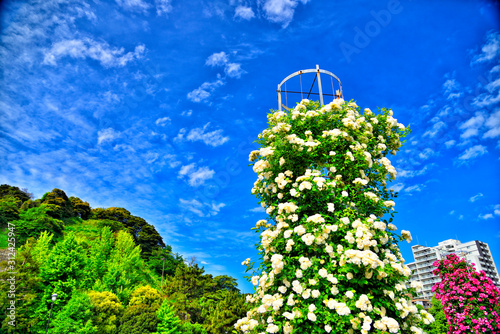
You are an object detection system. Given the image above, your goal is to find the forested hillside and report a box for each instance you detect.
[0,184,249,334]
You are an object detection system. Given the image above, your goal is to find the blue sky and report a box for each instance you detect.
[1,0,499,293]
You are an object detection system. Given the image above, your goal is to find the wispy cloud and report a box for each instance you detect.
[458,145,488,161]
[155,117,171,126]
[469,193,484,203]
[185,123,229,147]
[249,206,265,213]
[179,198,225,217]
[178,163,215,186]
[479,213,494,220]
[43,38,145,68]
[97,128,121,145]
[472,31,500,64]
[155,0,173,16]
[261,0,310,28]
[187,78,225,103]
[205,51,245,79]
[116,0,151,14]
[390,183,405,192]
[234,6,255,20]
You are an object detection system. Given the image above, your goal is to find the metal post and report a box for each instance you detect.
[316,64,324,106]
[277,84,282,111]
[45,293,57,334]
[161,257,166,286]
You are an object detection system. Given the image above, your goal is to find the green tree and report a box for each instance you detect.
[69,196,92,220]
[13,205,64,245]
[91,207,165,260]
[118,285,162,334]
[148,245,183,279]
[423,297,449,334]
[40,188,75,219]
[155,299,181,334]
[86,227,115,287]
[96,230,153,302]
[200,290,249,334]
[213,275,239,292]
[0,237,44,332]
[88,290,123,334]
[0,184,31,204]
[50,291,97,334]
[0,195,20,227]
[38,232,88,301]
[162,262,216,323]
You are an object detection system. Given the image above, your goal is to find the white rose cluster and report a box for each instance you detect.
[235,99,429,334]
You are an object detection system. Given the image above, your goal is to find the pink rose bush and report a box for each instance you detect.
[432,253,500,334]
[235,99,433,333]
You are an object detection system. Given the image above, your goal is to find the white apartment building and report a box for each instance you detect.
[407,239,500,300]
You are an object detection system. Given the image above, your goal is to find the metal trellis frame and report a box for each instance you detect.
[277,64,343,111]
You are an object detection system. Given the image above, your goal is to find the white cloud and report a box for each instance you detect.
[458,145,487,161]
[469,193,483,203]
[443,78,460,94]
[187,79,224,103]
[472,32,500,64]
[234,6,255,20]
[178,163,215,186]
[206,52,229,67]
[43,38,145,68]
[249,206,265,213]
[179,198,225,217]
[186,123,229,147]
[155,0,172,16]
[390,183,404,192]
[397,164,433,179]
[116,0,151,14]
[262,0,309,28]
[444,140,456,148]
[479,213,494,220]
[225,62,244,78]
[404,184,423,193]
[418,148,435,160]
[423,121,446,138]
[460,112,485,139]
[181,110,193,116]
[155,117,171,126]
[97,128,121,145]
[484,109,500,139]
[205,52,245,79]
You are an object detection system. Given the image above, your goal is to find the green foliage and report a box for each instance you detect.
[69,196,92,219]
[178,322,208,334]
[50,291,97,334]
[41,188,75,219]
[162,262,217,323]
[148,245,184,278]
[88,290,123,334]
[0,195,20,227]
[12,205,64,245]
[94,230,154,303]
[155,299,181,334]
[422,297,449,334]
[0,238,44,332]
[0,184,31,204]
[39,232,88,300]
[91,207,165,260]
[200,290,250,334]
[93,218,125,232]
[0,184,247,334]
[118,285,162,334]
